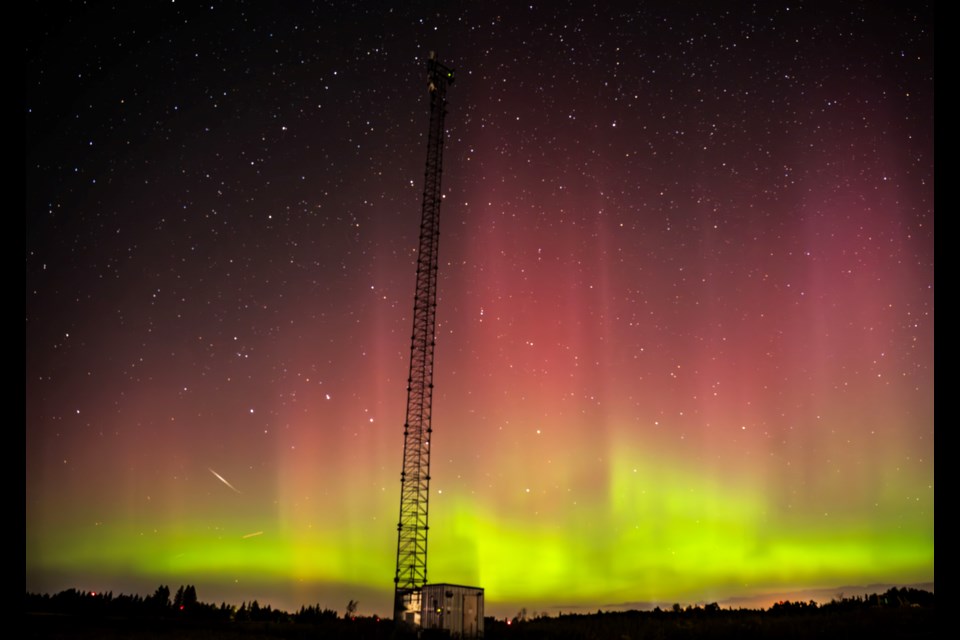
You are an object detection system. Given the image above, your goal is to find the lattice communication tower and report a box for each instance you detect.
[393,52,455,623]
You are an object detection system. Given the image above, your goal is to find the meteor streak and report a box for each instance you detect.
[208,468,241,494]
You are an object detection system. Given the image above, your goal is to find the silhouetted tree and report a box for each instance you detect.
[235,601,249,622]
[296,603,339,623]
[183,584,198,610]
[149,584,170,611]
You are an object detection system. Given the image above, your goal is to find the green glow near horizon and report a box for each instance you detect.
[426,444,932,604]
[29,443,932,610]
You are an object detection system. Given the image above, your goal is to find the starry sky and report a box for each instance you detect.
[26,1,933,618]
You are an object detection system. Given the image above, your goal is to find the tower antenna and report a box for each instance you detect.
[393,52,455,624]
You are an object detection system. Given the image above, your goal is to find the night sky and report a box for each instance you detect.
[26,1,933,618]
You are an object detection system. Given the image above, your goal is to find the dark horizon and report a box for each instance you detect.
[26,581,936,619]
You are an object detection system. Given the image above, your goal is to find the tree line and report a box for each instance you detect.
[24,584,345,625]
[487,587,934,639]
[25,585,934,639]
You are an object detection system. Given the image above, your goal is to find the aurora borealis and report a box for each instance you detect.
[26,2,933,618]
